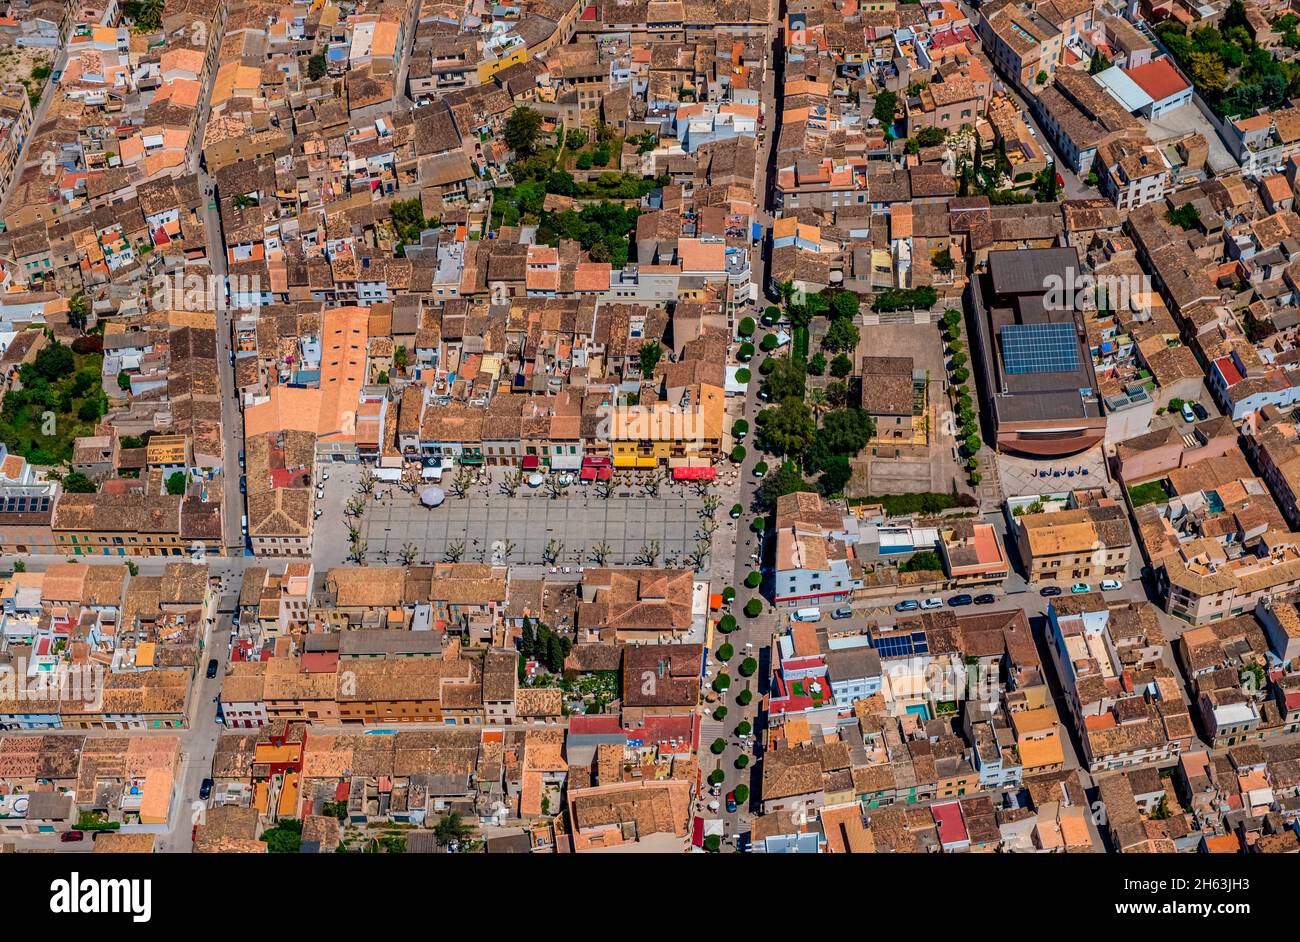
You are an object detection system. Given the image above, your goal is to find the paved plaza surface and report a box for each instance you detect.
[358,489,712,567]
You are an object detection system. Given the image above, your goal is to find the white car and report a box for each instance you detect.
[1100,579,1123,591]
[920,597,943,610]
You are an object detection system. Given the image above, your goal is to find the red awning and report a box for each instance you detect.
[579,467,597,482]
[672,466,716,481]
[522,455,540,470]
[597,467,612,480]
[582,455,611,468]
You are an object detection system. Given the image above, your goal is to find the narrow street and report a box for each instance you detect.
[698,6,786,851]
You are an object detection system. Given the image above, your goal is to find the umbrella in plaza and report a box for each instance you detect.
[419,486,446,508]
[527,473,545,488]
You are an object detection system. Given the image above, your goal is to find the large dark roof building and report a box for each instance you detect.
[966,247,1105,457]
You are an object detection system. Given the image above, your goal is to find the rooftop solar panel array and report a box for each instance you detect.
[873,631,930,659]
[999,322,1080,375]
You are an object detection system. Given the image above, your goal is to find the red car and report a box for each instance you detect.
[60,830,84,842]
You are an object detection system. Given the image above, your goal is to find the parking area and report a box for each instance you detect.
[358,489,712,567]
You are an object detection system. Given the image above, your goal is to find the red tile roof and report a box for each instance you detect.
[1124,58,1190,103]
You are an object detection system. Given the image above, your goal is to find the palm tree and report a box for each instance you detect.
[398,543,418,565]
[809,387,828,424]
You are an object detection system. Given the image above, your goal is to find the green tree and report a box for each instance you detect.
[756,460,815,509]
[308,53,328,80]
[818,456,852,496]
[77,397,103,422]
[117,370,132,392]
[756,397,815,456]
[67,293,90,332]
[827,291,860,320]
[901,550,943,573]
[873,90,898,127]
[504,107,544,156]
[165,471,188,496]
[260,818,303,854]
[739,658,757,677]
[760,357,807,402]
[33,342,74,383]
[822,317,860,353]
[830,353,853,378]
[434,812,474,846]
[61,471,96,493]
[1167,203,1201,230]
[639,341,663,377]
[390,198,428,244]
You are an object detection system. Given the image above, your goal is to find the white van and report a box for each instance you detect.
[792,607,822,622]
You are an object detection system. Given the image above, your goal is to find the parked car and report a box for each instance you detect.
[60,830,84,842]
[1181,402,1195,423]
[1071,582,1091,594]
[920,597,943,610]
[199,778,213,800]
[206,658,219,679]
[1191,401,1209,421]
[830,606,853,619]
[1040,585,1062,597]
[947,594,974,607]
[726,791,738,813]
[894,599,920,612]
[1100,579,1123,591]
[973,594,996,605]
